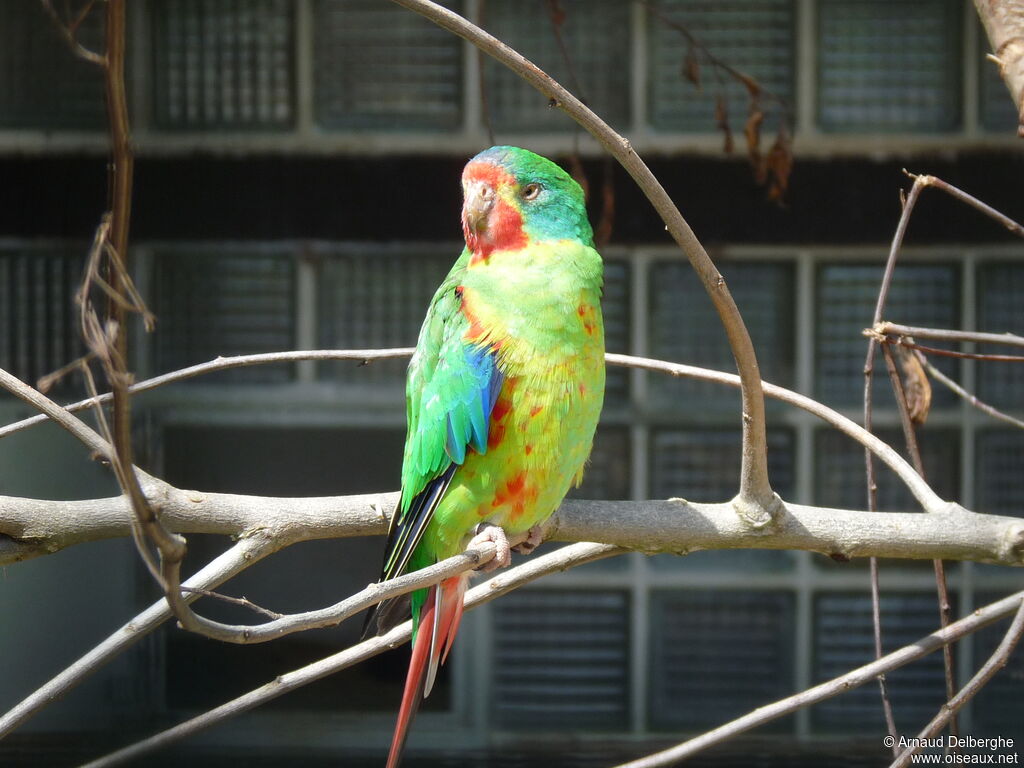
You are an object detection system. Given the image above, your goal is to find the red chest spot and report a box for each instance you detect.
[491,470,528,509]
[529,404,543,418]
[487,423,506,451]
[491,397,512,423]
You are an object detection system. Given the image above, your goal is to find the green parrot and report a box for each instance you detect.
[363,145,605,768]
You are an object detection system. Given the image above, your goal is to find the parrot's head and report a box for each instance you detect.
[461,146,592,258]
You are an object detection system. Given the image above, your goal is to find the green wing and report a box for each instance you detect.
[381,249,503,582]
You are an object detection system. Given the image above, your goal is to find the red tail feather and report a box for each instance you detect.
[386,576,468,768]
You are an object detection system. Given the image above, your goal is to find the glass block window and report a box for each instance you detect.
[817,0,962,132]
[650,261,795,411]
[815,427,960,513]
[651,427,795,501]
[813,592,954,732]
[815,263,959,407]
[491,589,630,729]
[978,29,1021,133]
[313,0,463,131]
[648,0,796,132]
[649,590,795,731]
[975,430,1024,518]
[970,593,1024,738]
[318,249,454,389]
[0,247,87,388]
[152,249,295,382]
[976,263,1024,412]
[151,0,295,130]
[482,0,631,132]
[0,3,105,129]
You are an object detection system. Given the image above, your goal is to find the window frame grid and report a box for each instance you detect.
[4,238,1023,749]
[1,0,1021,156]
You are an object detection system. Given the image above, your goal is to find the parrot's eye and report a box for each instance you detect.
[521,182,542,201]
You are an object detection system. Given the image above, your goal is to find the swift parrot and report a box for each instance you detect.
[363,145,606,768]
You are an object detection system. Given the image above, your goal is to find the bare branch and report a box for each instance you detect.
[611,354,944,512]
[881,337,1024,363]
[388,0,778,522]
[612,591,1024,768]
[904,170,1024,235]
[875,322,1024,349]
[77,542,623,768]
[890,598,1024,768]
[0,350,943,512]
[0,349,415,441]
[862,172,930,749]
[159,532,527,645]
[0,366,122,468]
[3,490,1022,570]
[917,351,1024,430]
[881,342,958,738]
[38,0,105,65]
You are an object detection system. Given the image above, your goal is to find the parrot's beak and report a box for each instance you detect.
[462,180,496,235]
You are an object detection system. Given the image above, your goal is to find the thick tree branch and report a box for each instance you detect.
[3,490,1022,569]
[388,0,777,523]
[613,591,1024,768]
[974,0,1024,137]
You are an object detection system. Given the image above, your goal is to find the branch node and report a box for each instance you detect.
[1000,523,1024,565]
[731,491,785,530]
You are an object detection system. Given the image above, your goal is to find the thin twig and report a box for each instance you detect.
[38,0,105,65]
[159,533,525,645]
[0,349,416,440]
[178,587,283,622]
[78,542,623,768]
[889,597,1024,768]
[875,322,1024,349]
[0,350,945,515]
[881,343,958,738]
[887,338,1024,363]
[389,0,777,523]
[611,590,1024,768]
[904,171,1024,236]
[862,173,928,750]
[917,351,1024,430]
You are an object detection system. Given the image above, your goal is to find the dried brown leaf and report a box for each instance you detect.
[546,0,566,29]
[567,152,590,203]
[897,344,932,425]
[715,96,734,154]
[735,69,761,100]
[745,106,766,183]
[683,48,701,91]
[765,128,793,203]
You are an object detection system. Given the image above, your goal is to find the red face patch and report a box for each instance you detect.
[461,161,528,262]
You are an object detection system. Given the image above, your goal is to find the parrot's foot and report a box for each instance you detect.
[511,525,544,555]
[470,523,512,573]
